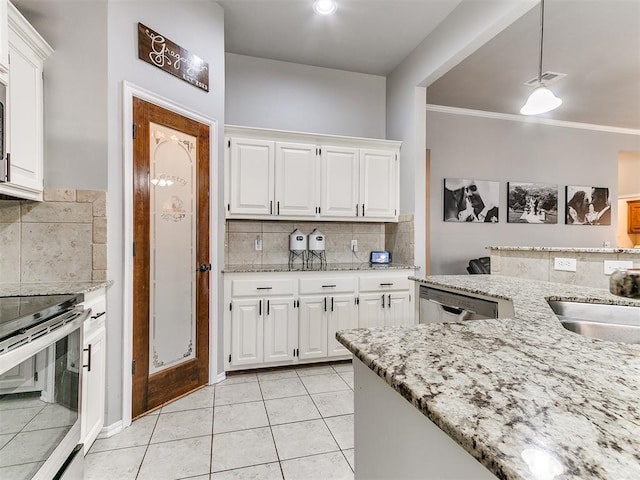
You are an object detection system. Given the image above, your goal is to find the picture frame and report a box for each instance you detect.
[565,185,611,225]
[507,182,558,224]
[443,178,499,223]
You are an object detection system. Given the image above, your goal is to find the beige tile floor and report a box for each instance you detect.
[85,361,354,480]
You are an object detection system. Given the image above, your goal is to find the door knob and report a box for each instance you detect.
[199,264,212,272]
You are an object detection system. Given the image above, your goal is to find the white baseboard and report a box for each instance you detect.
[98,420,124,439]
[213,371,226,384]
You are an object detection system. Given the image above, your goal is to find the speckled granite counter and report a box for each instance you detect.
[223,263,416,273]
[489,246,640,254]
[0,281,112,297]
[337,275,640,480]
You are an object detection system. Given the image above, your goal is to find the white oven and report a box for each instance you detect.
[0,294,90,480]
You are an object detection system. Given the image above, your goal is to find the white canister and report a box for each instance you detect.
[308,229,325,251]
[289,229,307,252]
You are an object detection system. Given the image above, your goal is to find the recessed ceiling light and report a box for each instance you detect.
[313,0,337,15]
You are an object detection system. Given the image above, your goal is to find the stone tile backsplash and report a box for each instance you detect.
[225,219,386,265]
[0,189,107,284]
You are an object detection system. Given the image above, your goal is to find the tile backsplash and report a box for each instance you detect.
[225,215,415,266]
[0,189,107,284]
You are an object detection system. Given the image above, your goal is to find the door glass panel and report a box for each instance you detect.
[149,123,197,375]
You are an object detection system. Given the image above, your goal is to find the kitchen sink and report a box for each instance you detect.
[547,300,640,344]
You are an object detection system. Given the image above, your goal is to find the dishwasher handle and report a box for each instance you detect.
[429,299,473,321]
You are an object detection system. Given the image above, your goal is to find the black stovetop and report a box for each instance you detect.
[0,293,84,340]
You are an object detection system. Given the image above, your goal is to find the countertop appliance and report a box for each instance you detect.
[419,286,498,323]
[0,293,90,480]
[370,251,391,264]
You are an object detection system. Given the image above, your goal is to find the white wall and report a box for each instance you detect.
[105,0,225,426]
[13,0,108,189]
[225,53,385,138]
[386,0,538,273]
[427,109,640,274]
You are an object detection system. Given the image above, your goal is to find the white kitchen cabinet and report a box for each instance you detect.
[263,297,297,363]
[358,273,414,328]
[275,141,319,217]
[81,290,107,454]
[360,148,398,219]
[227,137,275,216]
[0,3,52,201]
[320,145,359,218]
[223,269,414,371]
[225,125,400,222]
[298,295,328,360]
[227,278,297,368]
[0,0,8,78]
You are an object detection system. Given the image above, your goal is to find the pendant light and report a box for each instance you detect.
[520,0,562,115]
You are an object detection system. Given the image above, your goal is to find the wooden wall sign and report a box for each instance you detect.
[138,23,209,92]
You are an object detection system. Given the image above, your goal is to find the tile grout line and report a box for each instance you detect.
[254,370,286,480]
[134,411,160,480]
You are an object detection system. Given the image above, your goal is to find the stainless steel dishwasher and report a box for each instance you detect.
[419,285,498,323]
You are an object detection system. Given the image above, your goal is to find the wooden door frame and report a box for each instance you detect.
[121,81,220,430]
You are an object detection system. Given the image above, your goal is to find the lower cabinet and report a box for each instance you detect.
[224,269,415,371]
[230,296,296,367]
[81,289,107,454]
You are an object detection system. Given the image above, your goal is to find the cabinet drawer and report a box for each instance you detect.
[299,277,356,294]
[231,279,295,297]
[359,275,411,292]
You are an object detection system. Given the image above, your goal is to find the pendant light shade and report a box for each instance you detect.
[520,0,562,115]
[520,85,562,115]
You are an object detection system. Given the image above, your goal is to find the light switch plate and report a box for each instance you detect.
[554,257,577,272]
[603,260,633,275]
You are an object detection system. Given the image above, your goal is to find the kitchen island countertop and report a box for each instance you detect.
[337,275,640,480]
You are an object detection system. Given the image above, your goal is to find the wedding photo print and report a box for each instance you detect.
[444,178,500,223]
[565,185,612,225]
[507,182,558,224]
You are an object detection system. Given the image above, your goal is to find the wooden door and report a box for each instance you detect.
[132,97,210,418]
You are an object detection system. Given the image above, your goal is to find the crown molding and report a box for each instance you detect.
[426,104,640,136]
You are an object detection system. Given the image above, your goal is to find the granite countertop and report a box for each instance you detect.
[0,281,112,297]
[489,246,640,254]
[222,263,417,273]
[336,275,640,480]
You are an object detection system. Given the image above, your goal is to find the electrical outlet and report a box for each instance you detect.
[554,257,577,272]
[255,236,262,251]
[603,260,633,275]
[351,239,358,252]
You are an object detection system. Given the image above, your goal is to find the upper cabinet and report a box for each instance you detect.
[628,200,640,234]
[225,126,401,222]
[0,0,9,79]
[0,2,53,201]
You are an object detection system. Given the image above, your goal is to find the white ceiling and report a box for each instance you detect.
[218,0,640,130]
[217,0,461,76]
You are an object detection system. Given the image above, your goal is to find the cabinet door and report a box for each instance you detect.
[327,294,357,357]
[0,0,8,75]
[360,149,397,219]
[5,27,45,194]
[81,322,106,454]
[320,145,359,218]
[298,296,328,360]
[275,142,318,217]
[628,201,640,234]
[385,292,412,327]
[263,298,297,364]
[230,298,264,366]
[358,293,385,329]
[228,138,275,216]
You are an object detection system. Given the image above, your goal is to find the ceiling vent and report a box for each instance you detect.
[524,71,567,87]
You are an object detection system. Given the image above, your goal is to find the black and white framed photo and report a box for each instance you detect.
[565,185,611,225]
[507,182,558,224]
[443,178,500,223]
